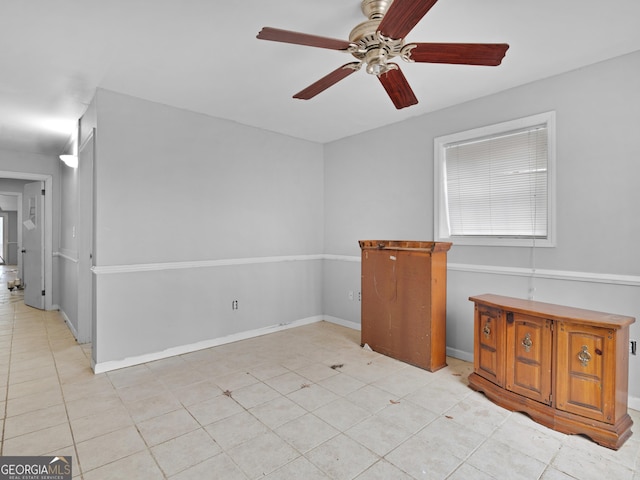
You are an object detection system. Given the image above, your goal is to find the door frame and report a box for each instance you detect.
[0,210,7,263]
[0,171,53,310]
[77,130,95,343]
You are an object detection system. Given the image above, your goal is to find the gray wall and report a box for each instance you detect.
[64,52,639,406]
[85,89,325,368]
[323,51,640,402]
[58,162,79,336]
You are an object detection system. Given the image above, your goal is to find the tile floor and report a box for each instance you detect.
[0,272,639,479]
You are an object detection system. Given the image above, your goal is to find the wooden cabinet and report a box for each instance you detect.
[359,240,451,372]
[469,294,635,449]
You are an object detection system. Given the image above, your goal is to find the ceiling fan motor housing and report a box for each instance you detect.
[350,0,404,75]
[361,0,393,20]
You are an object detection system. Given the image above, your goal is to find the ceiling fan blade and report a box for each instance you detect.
[378,0,439,39]
[257,27,351,51]
[405,42,509,66]
[294,63,360,100]
[378,65,418,109]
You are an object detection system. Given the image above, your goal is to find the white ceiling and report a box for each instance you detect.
[2,0,640,156]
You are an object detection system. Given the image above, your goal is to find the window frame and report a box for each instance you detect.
[434,111,556,247]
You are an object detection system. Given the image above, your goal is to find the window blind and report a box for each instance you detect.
[444,125,548,237]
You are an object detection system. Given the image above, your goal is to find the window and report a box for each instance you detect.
[434,112,555,247]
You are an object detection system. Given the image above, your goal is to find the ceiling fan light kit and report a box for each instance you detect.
[257,0,509,109]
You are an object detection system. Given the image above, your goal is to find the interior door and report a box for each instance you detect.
[22,181,45,309]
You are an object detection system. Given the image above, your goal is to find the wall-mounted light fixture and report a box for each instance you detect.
[59,154,78,168]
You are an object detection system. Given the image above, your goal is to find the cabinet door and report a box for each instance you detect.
[505,313,552,405]
[555,322,615,423]
[361,248,433,369]
[474,305,505,387]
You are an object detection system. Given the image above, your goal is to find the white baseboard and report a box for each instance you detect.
[323,316,361,331]
[59,308,79,341]
[93,315,325,374]
[446,347,473,363]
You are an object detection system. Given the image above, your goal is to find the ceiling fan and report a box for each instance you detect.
[257,0,509,109]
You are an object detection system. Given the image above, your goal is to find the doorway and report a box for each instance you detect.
[0,172,53,310]
[0,214,4,264]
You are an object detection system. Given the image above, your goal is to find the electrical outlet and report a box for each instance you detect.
[631,340,637,356]
[358,291,361,302]
[232,300,239,310]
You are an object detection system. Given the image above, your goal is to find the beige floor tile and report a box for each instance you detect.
[467,438,547,480]
[230,381,281,409]
[227,431,300,479]
[4,403,68,439]
[446,463,496,480]
[8,362,57,383]
[313,397,371,431]
[249,395,307,429]
[540,466,584,480]
[247,362,291,381]
[346,384,398,414]
[443,394,511,437]
[6,374,61,399]
[146,355,191,376]
[136,408,200,446]
[415,416,486,459]
[151,428,221,477]
[82,451,164,480]
[171,379,221,406]
[159,367,210,390]
[205,410,269,451]
[124,390,183,422]
[404,380,472,415]
[317,371,366,396]
[551,443,635,480]
[492,415,563,463]
[1,423,74,456]
[264,370,311,395]
[306,433,379,480]
[4,387,64,417]
[295,362,340,383]
[275,413,340,453]
[371,364,434,397]
[115,378,169,403]
[385,434,464,480]
[168,452,248,480]
[76,425,147,473]
[287,383,340,412]
[64,391,124,420]
[70,403,135,443]
[263,456,329,480]
[106,364,155,389]
[212,370,259,391]
[354,459,414,480]
[186,393,244,426]
[345,414,412,456]
[375,399,438,434]
[61,375,114,402]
